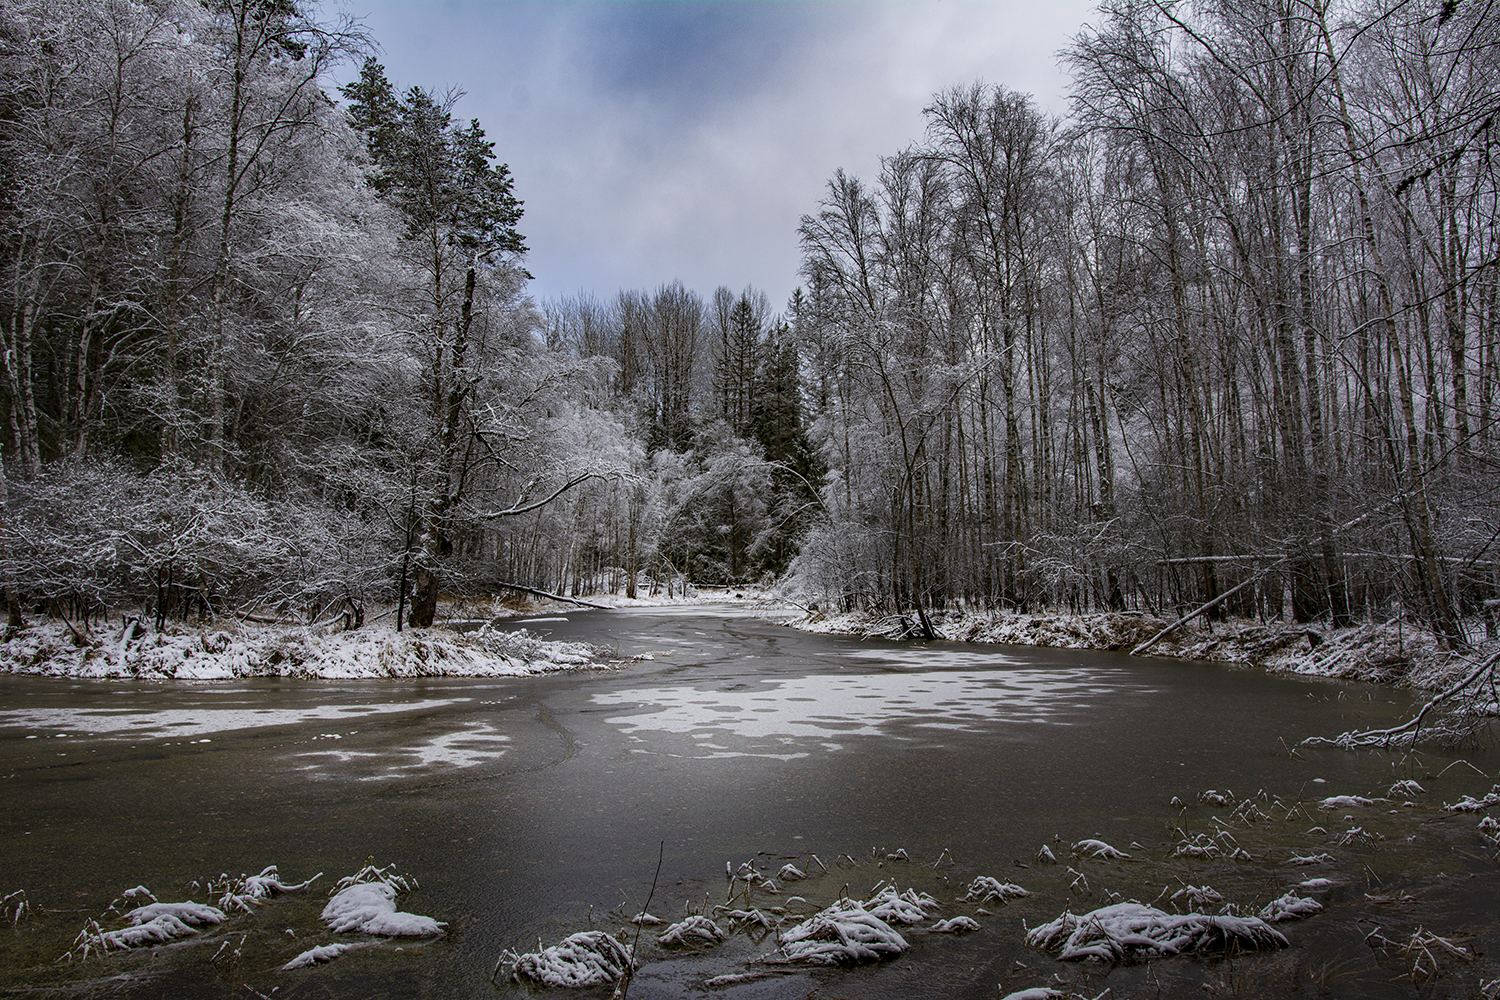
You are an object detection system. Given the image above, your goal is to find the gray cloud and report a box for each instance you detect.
[342,0,1097,312]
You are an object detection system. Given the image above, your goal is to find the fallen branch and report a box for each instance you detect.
[1132,558,1290,656]
[498,584,611,611]
[1302,646,1500,749]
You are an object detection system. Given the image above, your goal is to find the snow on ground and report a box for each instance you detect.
[785,606,1494,694]
[0,619,606,680]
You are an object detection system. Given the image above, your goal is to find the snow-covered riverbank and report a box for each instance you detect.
[0,618,608,680]
[789,607,1492,694]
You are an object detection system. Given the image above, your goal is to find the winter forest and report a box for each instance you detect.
[3,0,1499,646]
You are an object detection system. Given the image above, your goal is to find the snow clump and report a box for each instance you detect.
[963,877,1030,904]
[929,916,981,933]
[1318,795,1376,809]
[777,898,909,964]
[216,865,319,913]
[1258,892,1323,922]
[1072,839,1131,860]
[1445,785,1500,812]
[507,931,634,987]
[863,884,940,924]
[322,863,443,937]
[1027,902,1287,962]
[657,915,727,947]
[281,942,360,969]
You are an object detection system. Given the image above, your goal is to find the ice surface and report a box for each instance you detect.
[592,668,1155,757]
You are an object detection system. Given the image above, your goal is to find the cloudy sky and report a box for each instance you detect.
[339,1,1098,312]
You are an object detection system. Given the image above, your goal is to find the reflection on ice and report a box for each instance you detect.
[0,699,462,740]
[593,669,1155,756]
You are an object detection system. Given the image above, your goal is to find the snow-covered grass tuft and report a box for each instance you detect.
[2,890,30,927]
[0,619,607,680]
[322,862,443,937]
[1257,892,1323,922]
[962,877,1030,904]
[657,915,727,947]
[862,884,939,925]
[929,916,981,933]
[776,898,909,965]
[1318,795,1376,809]
[1072,839,1130,860]
[505,930,634,987]
[281,942,362,970]
[214,865,319,914]
[1445,785,1500,812]
[1027,902,1287,962]
[66,896,226,959]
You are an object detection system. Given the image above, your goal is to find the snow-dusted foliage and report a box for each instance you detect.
[68,896,226,957]
[0,620,603,680]
[1318,795,1376,809]
[507,931,635,987]
[1445,785,1500,812]
[962,877,1030,904]
[215,865,319,913]
[1026,902,1287,961]
[657,915,727,947]
[1072,839,1130,860]
[929,916,981,933]
[282,942,360,969]
[322,863,443,937]
[1257,892,1323,922]
[862,884,939,924]
[777,899,909,964]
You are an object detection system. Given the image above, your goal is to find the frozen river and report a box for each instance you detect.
[2,605,1498,998]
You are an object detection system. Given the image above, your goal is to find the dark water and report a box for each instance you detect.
[2,606,1498,998]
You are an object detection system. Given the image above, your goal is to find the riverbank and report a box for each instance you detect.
[0,617,609,680]
[0,587,777,680]
[788,606,1493,694]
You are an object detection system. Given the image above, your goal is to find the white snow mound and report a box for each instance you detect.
[282,942,358,969]
[658,915,727,947]
[510,931,634,987]
[124,902,225,927]
[863,885,939,925]
[1258,892,1323,922]
[778,899,909,964]
[962,877,1029,904]
[322,881,444,936]
[1073,839,1130,859]
[1027,902,1287,962]
[930,916,981,933]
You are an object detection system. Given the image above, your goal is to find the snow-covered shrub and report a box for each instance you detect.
[777,899,909,964]
[962,877,1029,904]
[1258,892,1323,922]
[930,916,981,933]
[214,865,319,913]
[322,862,443,937]
[507,931,634,987]
[862,884,939,924]
[1027,902,1287,961]
[1072,839,1130,859]
[657,915,726,947]
[282,942,360,969]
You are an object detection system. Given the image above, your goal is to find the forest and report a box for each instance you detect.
[1,0,1496,647]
